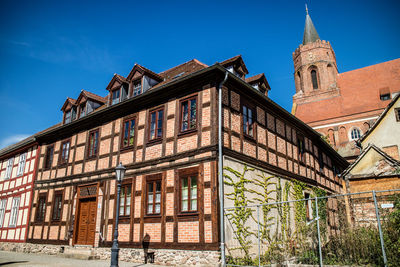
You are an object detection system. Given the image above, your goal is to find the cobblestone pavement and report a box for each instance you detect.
[0,251,160,267]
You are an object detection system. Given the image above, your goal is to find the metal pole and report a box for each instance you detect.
[315,197,323,267]
[110,181,121,267]
[372,190,388,267]
[257,205,261,267]
[218,71,229,267]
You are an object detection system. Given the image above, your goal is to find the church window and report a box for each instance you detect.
[395,108,400,122]
[350,127,361,140]
[311,69,318,89]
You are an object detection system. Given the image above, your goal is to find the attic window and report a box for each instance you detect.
[172,72,185,79]
[79,103,86,118]
[112,89,120,105]
[133,81,142,97]
[379,87,391,101]
[111,85,128,105]
[226,65,242,78]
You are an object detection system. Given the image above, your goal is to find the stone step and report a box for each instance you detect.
[60,246,99,260]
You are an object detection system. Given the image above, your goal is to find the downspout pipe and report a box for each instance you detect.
[218,71,229,266]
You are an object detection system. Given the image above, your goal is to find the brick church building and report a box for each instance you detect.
[292,9,400,161]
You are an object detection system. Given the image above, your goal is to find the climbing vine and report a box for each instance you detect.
[224,165,254,257]
[223,163,329,265]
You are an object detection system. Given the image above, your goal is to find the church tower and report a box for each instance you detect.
[292,6,340,110]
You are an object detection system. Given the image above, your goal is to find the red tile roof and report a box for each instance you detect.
[294,58,400,124]
[77,90,108,104]
[127,63,163,81]
[153,59,209,88]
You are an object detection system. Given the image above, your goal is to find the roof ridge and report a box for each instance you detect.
[339,58,400,75]
[159,59,203,75]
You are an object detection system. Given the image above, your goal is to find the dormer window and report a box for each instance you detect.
[112,89,120,105]
[226,65,242,78]
[133,81,142,97]
[111,85,128,105]
[65,109,72,123]
[64,107,76,124]
[79,103,86,118]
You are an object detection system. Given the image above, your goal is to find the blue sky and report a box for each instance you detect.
[0,0,399,149]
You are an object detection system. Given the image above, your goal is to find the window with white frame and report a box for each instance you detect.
[350,127,362,140]
[0,199,6,227]
[5,158,14,179]
[17,153,27,176]
[9,197,20,227]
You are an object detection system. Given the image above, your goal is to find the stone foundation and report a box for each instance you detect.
[0,242,220,266]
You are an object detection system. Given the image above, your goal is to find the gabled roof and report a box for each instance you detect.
[219,55,249,74]
[342,144,400,179]
[246,73,271,91]
[106,74,128,91]
[76,90,107,105]
[360,93,400,143]
[126,63,163,81]
[61,97,77,111]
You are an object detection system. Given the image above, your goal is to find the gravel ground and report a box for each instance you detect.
[0,251,160,267]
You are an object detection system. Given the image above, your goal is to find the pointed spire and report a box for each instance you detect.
[302,5,320,45]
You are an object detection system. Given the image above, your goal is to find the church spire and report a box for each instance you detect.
[302,5,320,45]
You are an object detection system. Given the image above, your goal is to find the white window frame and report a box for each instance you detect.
[9,197,20,227]
[5,158,14,180]
[0,199,7,227]
[17,153,27,177]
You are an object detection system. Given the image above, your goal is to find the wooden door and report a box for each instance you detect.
[76,198,97,245]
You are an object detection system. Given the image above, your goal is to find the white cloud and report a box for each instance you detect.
[0,134,31,150]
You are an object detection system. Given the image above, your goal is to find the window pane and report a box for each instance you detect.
[155,203,161,213]
[182,102,188,131]
[190,99,196,129]
[148,193,153,204]
[191,199,197,211]
[129,119,135,145]
[126,206,130,215]
[150,112,156,139]
[124,121,129,146]
[182,200,188,211]
[157,110,163,138]
[156,192,161,203]
[147,204,153,214]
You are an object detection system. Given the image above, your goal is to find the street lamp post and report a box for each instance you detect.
[110,162,126,267]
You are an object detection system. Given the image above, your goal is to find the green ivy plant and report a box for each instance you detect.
[224,165,254,257]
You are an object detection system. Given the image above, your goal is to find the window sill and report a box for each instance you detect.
[243,134,256,143]
[144,214,162,218]
[86,155,98,161]
[147,138,162,146]
[177,211,199,217]
[120,145,134,153]
[178,129,197,138]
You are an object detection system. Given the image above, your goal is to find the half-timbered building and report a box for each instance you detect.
[18,55,347,265]
[0,137,39,243]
